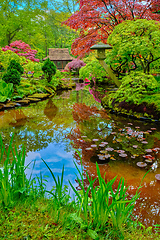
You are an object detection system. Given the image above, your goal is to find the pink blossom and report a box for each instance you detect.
[2,40,39,62]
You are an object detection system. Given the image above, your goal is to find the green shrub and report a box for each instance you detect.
[2,69,21,86]
[108,72,159,106]
[79,59,107,82]
[42,58,56,83]
[7,59,24,75]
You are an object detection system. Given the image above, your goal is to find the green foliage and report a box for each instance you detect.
[0,80,13,102]
[0,137,156,239]
[2,68,21,86]
[7,59,24,75]
[0,135,30,207]
[79,59,107,81]
[108,72,159,107]
[68,150,140,231]
[107,19,160,75]
[24,60,43,78]
[42,58,57,83]
[0,48,26,71]
[42,160,70,208]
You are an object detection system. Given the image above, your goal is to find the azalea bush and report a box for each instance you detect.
[2,40,39,62]
[64,59,86,75]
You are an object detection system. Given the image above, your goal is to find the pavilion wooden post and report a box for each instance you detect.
[90,43,121,88]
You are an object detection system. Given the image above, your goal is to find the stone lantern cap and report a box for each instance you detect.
[90,43,112,50]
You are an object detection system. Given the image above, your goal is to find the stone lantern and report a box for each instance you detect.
[90,43,121,87]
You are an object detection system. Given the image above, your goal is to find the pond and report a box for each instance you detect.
[0,82,160,228]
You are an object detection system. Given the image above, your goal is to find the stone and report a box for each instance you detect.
[27,93,49,99]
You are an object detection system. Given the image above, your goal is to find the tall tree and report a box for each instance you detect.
[0,0,48,46]
[63,0,160,58]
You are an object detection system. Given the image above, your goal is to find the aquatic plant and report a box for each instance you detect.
[67,151,141,231]
[0,135,35,207]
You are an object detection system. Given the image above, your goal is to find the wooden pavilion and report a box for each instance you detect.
[43,48,74,70]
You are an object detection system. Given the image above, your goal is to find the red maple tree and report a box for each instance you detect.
[63,0,160,58]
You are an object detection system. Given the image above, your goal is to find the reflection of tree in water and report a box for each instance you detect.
[89,85,106,103]
[0,98,72,155]
[8,109,27,127]
[44,99,58,121]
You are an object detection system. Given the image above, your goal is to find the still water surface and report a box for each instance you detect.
[0,84,160,227]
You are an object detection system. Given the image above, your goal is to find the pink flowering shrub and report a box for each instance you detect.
[64,59,86,74]
[2,40,39,62]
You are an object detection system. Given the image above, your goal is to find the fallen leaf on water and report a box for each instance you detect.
[116,139,122,143]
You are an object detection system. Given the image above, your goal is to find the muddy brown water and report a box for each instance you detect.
[0,83,160,228]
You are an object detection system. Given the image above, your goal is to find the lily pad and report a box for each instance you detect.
[105,147,114,151]
[86,147,93,151]
[91,145,97,148]
[145,149,152,153]
[155,174,160,181]
[119,153,127,157]
[136,162,147,167]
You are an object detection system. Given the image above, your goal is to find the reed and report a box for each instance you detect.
[0,135,35,206]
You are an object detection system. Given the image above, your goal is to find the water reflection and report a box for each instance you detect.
[44,99,58,121]
[0,84,160,228]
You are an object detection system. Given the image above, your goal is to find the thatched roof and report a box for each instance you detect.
[43,48,74,61]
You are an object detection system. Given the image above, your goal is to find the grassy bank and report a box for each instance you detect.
[0,136,160,239]
[1,198,160,240]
